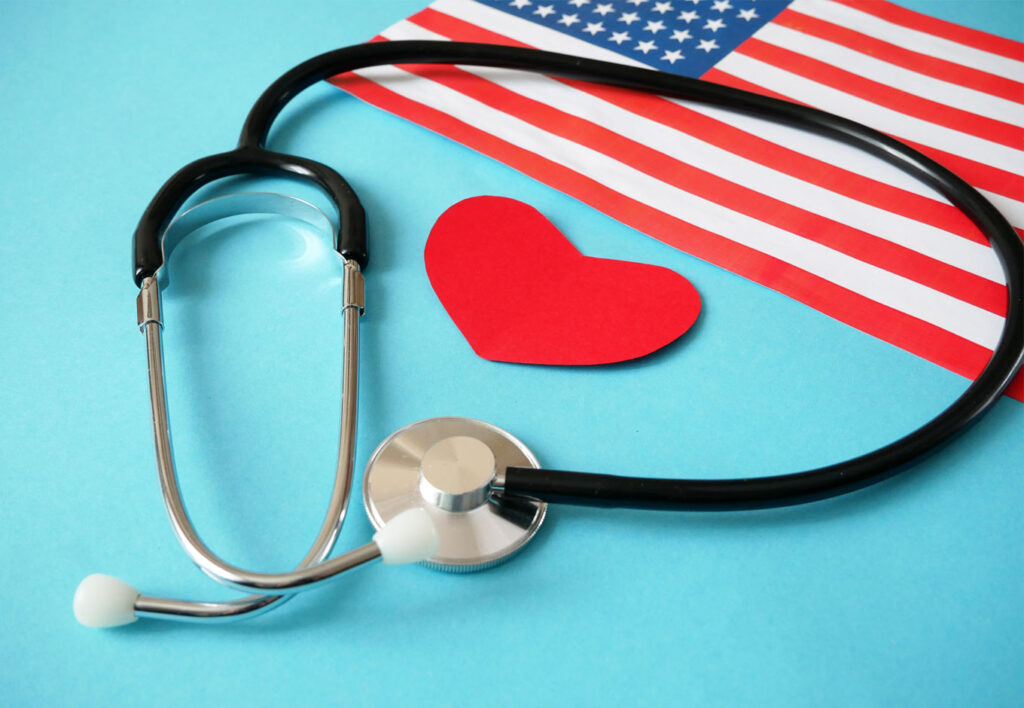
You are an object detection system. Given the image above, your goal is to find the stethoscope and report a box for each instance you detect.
[74,41,1023,628]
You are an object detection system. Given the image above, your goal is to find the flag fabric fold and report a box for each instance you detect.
[330,0,1024,399]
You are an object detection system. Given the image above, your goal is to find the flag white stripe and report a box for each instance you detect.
[681,101,949,197]
[354,63,1005,348]
[685,99,1024,227]
[755,21,1024,125]
[431,0,1024,231]
[717,52,1024,174]
[385,17,1004,283]
[792,0,1024,81]
[980,190,1024,226]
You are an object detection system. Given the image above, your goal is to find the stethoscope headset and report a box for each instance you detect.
[73,41,1023,628]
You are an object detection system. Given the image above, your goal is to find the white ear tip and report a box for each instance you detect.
[74,574,140,628]
[373,508,440,565]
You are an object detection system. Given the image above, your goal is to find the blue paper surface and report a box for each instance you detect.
[0,1,1021,705]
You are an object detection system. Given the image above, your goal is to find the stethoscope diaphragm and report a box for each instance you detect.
[362,417,546,572]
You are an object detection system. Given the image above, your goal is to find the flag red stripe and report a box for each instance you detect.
[564,81,992,246]
[1008,371,1024,400]
[829,0,1024,61]
[704,67,1024,204]
[393,61,1005,314]
[735,37,1024,150]
[775,8,1024,104]
[411,6,991,247]
[902,139,1024,203]
[703,66,809,102]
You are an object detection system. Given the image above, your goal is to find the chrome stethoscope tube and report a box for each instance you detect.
[135,261,374,621]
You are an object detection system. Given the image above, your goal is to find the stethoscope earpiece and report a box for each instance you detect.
[74,574,140,628]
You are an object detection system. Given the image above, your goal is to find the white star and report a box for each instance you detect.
[686,0,702,4]
[534,4,555,17]
[662,48,684,64]
[608,30,631,44]
[618,11,640,24]
[593,2,614,15]
[670,28,692,41]
[557,13,580,26]
[568,0,591,6]
[711,0,732,11]
[644,19,666,33]
[626,0,650,5]
[635,39,658,53]
[509,0,532,8]
[583,21,606,35]
[703,17,725,31]
[737,8,758,20]
[697,38,719,52]
[677,10,699,22]
[653,1,674,12]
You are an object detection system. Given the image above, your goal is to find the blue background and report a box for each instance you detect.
[1,1,1021,705]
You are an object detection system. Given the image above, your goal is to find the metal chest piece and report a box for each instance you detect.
[363,417,546,572]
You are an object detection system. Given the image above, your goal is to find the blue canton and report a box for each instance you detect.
[478,0,793,78]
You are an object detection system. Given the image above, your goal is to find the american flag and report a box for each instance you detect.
[330,0,1024,399]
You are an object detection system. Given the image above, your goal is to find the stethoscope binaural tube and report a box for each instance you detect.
[80,41,1023,628]
[76,198,439,628]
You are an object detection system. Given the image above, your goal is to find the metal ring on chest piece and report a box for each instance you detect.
[363,417,546,572]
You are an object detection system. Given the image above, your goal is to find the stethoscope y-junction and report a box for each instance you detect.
[74,41,1023,628]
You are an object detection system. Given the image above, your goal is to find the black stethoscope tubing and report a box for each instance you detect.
[132,41,1024,512]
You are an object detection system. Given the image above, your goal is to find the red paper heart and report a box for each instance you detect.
[425,196,701,366]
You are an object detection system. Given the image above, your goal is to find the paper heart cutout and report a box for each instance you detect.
[425,196,701,366]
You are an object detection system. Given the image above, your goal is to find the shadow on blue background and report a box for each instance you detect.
[0,1,1021,706]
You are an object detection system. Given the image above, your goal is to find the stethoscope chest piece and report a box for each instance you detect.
[363,417,546,572]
